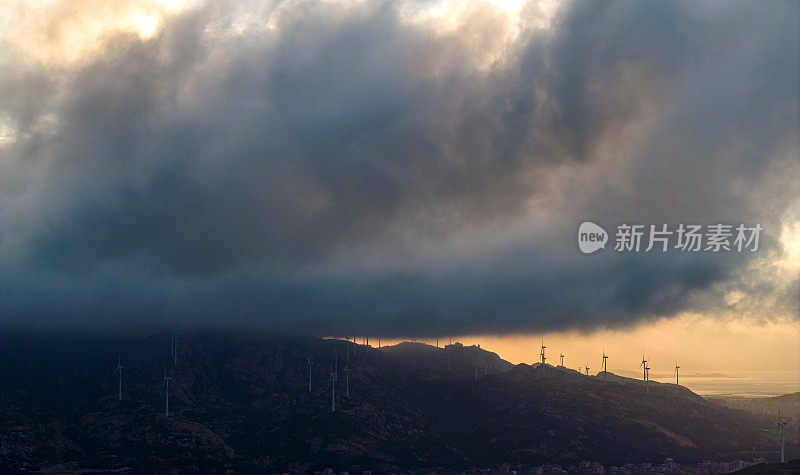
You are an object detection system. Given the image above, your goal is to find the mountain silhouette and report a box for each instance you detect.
[0,333,780,472]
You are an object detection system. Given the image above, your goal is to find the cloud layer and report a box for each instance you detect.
[1,0,797,336]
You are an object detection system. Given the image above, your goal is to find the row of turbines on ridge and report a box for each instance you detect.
[110,334,790,463]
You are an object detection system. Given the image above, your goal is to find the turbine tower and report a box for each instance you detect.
[474,346,478,381]
[171,334,177,366]
[639,351,648,387]
[448,342,451,371]
[330,362,336,412]
[777,406,787,463]
[334,348,338,382]
[602,349,608,384]
[161,367,172,416]
[115,352,123,401]
[344,360,350,398]
[674,362,680,386]
[540,340,546,374]
[307,357,312,392]
[644,362,651,394]
[584,363,590,375]
[559,348,564,367]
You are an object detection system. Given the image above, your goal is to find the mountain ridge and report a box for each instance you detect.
[0,333,783,472]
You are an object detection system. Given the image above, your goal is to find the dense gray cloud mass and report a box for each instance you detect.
[1,0,797,336]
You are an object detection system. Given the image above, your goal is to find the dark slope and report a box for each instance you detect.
[408,364,767,466]
[0,333,779,472]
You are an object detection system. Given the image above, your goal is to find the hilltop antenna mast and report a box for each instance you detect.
[115,352,123,401]
[540,340,546,374]
[602,349,608,384]
[674,362,680,386]
[161,367,172,417]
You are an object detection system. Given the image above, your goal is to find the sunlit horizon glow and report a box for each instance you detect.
[346,313,800,374]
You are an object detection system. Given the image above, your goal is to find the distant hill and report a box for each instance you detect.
[0,333,788,472]
[378,341,514,379]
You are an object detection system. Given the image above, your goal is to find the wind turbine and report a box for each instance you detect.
[474,346,478,381]
[115,352,123,401]
[448,342,451,371]
[171,334,177,366]
[674,362,680,386]
[559,348,564,367]
[778,407,787,463]
[540,340,546,374]
[330,359,336,412]
[602,349,608,384]
[584,363,590,375]
[307,357,312,392]
[644,361,651,394]
[161,367,172,417]
[639,351,648,386]
[344,360,350,398]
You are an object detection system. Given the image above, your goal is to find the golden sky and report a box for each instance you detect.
[372,312,800,375]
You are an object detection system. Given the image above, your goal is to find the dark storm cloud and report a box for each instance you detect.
[0,0,797,335]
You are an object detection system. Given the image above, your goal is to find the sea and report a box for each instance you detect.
[659,371,800,398]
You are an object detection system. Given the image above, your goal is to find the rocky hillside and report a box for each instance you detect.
[0,333,782,472]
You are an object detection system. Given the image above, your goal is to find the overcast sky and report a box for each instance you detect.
[1,0,798,338]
